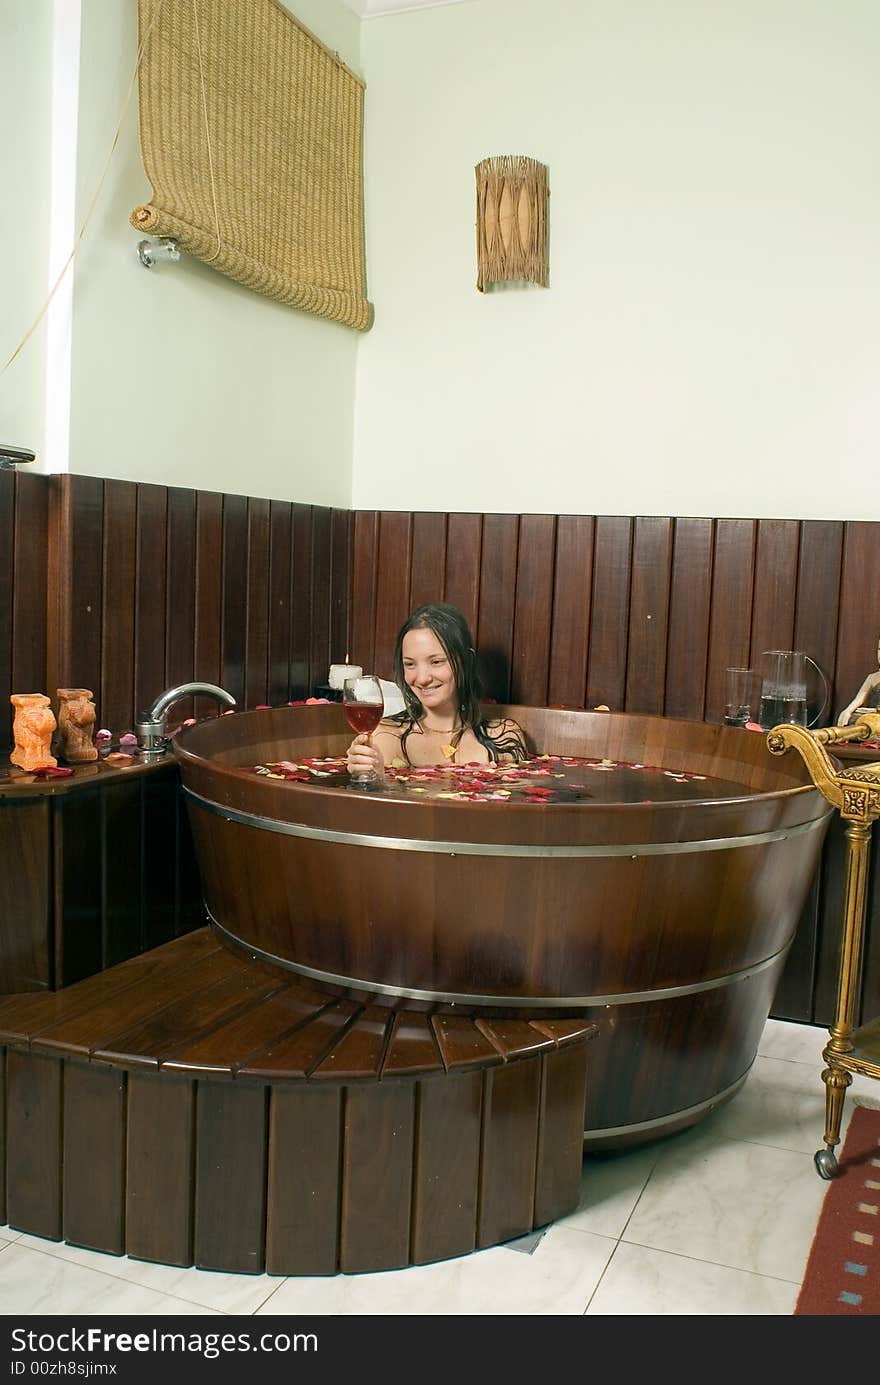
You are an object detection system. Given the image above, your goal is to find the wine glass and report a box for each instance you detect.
[343,674,384,784]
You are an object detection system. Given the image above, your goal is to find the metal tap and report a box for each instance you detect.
[135,682,236,757]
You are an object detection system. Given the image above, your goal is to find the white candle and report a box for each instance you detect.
[329,662,363,691]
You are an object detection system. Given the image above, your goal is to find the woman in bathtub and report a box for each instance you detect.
[346,602,529,777]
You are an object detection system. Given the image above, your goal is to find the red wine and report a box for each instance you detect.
[345,702,384,735]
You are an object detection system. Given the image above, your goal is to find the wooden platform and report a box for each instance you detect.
[0,930,596,1275]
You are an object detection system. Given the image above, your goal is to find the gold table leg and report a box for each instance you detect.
[814,819,871,1179]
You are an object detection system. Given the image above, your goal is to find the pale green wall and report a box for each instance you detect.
[68,0,362,504]
[0,0,52,462]
[354,0,880,520]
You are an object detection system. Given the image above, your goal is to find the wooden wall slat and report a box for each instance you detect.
[443,514,482,638]
[220,493,248,706]
[267,500,293,705]
[193,491,224,718]
[289,504,313,698]
[100,480,137,734]
[349,511,378,674]
[0,472,14,751]
[625,517,673,715]
[705,519,757,724]
[548,515,593,708]
[373,512,412,681]
[794,521,843,724]
[410,513,447,611]
[309,507,333,695]
[330,508,353,670]
[164,487,196,722]
[510,515,556,707]
[834,523,880,726]
[665,518,713,720]
[49,475,103,702]
[245,498,270,708]
[62,1061,126,1254]
[477,515,519,702]
[749,519,799,676]
[11,473,49,732]
[134,484,168,720]
[586,516,633,712]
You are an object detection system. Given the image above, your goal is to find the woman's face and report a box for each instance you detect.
[401,627,458,717]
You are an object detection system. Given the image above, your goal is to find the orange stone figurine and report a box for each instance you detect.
[57,687,99,763]
[10,693,57,771]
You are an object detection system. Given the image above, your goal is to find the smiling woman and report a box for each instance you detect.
[345,602,529,777]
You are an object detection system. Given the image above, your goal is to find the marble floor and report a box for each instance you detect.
[1,1018,876,1317]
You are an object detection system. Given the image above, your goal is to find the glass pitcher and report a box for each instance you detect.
[758,651,830,730]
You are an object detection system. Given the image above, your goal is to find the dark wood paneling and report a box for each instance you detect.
[511,515,556,706]
[164,487,197,723]
[477,1060,540,1248]
[794,522,843,724]
[245,498,270,708]
[126,1071,195,1266]
[330,508,353,670]
[750,520,799,667]
[548,515,593,707]
[266,1085,341,1275]
[444,514,482,636]
[100,479,137,734]
[62,1060,126,1253]
[194,1079,267,1273]
[665,518,713,720]
[0,800,51,992]
[290,503,314,697]
[626,517,673,715]
[48,475,103,703]
[267,500,293,705]
[6,1048,62,1239]
[12,473,49,737]
[0,472,15,752]
[705,519,757,724]
[220,493,248,706]
[477,515,519,701]
[410,513,447,611]
[309,507,333,693]
[373,512,412,680]
[587,516,633,712]
[835,523,880,725]
[193,490,224,716]
[411,1070,482,1264]
[340,1082,415,1273]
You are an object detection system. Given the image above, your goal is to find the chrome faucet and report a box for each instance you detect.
[135,682,237,756]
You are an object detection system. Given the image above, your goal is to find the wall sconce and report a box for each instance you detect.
[475,155,548,292]
[136,236,181,269]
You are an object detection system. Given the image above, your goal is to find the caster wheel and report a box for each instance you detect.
[814,1148,837,1180]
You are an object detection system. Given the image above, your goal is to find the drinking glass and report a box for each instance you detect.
[343,674,384,784]
[723,667,763,727]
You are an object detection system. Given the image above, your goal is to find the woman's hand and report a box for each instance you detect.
[347,734,386,778]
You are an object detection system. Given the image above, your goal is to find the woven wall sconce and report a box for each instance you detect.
[475,155,549,292]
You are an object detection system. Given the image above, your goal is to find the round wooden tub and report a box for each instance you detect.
[175,704,831,1149]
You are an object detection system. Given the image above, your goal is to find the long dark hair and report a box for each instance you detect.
[391,603,526,762]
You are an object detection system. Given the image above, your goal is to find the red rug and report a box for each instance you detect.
[795,1104,880,1315]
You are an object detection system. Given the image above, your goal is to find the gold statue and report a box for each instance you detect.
[837,635,880,726]
[56,688,99,763]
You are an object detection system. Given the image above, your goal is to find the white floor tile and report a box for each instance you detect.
[10,1233,281,1315]
[622,1126,828,1281]
[257,1225,616,1316]
[0,1242,221,1316]
[561,1142,661,1239]
[585,1241,799,1315]
[759,1018,827,1065]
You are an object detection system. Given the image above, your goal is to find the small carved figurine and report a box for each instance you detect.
[837,636,880,727]
[10,693,57,771]
[56,687,99,762]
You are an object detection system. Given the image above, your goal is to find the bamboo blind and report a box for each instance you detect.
[131,0,372,330]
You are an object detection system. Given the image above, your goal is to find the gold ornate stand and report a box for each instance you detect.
[767,712,880,1178]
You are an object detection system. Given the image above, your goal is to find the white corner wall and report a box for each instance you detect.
[68,0,362,504]
[354,0,880,520]
[0,2,52,463]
